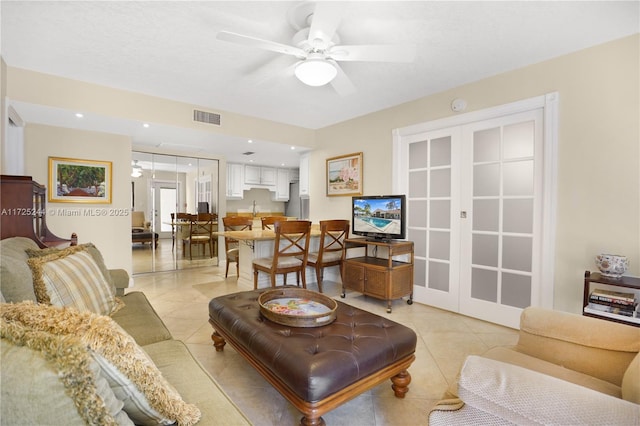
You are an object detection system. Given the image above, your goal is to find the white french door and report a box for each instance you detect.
[394,94,557,328]
[458,110,543,327]
[404,128,462,313]
[152,181,178,239]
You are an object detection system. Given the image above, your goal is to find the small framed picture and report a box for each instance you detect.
[326,152,363,197]
[48,157,112,203]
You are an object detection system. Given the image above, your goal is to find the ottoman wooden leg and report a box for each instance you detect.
[211,330,226,352]
[391,370,411,398]
[300,415,325,426]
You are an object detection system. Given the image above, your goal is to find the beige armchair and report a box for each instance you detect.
[429,307,640,425]
[131,211,150,232]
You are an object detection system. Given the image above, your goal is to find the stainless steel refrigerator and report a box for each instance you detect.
[285,182,309,219]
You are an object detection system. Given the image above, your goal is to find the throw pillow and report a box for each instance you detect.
[0,302,201,426]
[26,243,114,291]
[0,316,125,425]
[27,245,121,316]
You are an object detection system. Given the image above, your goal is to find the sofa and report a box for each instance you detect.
[0,236,250,425]
[429,306,640,425]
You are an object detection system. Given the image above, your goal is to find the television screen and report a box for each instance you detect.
[352,195,406,241]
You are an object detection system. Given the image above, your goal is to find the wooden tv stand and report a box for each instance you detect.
[341,238,414,313]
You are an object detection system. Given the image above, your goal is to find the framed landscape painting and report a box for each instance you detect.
[326,152,363,197]
[48,157,112,203]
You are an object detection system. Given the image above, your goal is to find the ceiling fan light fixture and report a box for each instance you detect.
[295,55,337,87]
[131,160,143,178]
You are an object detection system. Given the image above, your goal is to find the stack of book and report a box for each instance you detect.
[586,289,638,319]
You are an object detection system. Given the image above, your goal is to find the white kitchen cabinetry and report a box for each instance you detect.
[274,168,290,201]
[260,167,277,186]
[228,163,290,201]
[226,163,244,199]
[244,165,261,185]
[244,165,277,186]
[299,153,310,198]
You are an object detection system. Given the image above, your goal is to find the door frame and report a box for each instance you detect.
[149,179,179,239]
[393,92,559,310]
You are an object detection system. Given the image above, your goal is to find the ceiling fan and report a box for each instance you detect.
[216,1,417,95]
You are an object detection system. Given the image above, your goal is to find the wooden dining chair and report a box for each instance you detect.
[222,216,253,278]
[305,220,350,293]
[183,213,215,260]
[261,215,288,230]
[253,220,311,289]
[175,212,192,253]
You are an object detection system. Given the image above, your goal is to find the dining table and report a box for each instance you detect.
[214,224,342,289]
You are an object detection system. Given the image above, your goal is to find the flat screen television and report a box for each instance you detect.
[352,194,406,241]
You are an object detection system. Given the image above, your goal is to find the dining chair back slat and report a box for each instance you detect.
[261,216,288,230]
[222,216,253,278]
[253,220,311,289]
[306,219,350,293]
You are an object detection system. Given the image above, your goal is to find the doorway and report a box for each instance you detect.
[393,93,558,328]
[153,182,177,239]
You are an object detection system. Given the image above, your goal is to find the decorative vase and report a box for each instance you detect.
[594,254,629,279]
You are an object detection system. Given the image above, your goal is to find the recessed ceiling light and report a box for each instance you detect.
[75,113,84,118]
[248,139,253,144]
[143,123,150,128]
[290,146,296,150]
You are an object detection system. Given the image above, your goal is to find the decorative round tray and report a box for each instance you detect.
[258,288,337,328]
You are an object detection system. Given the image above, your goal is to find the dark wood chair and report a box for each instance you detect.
[253,220,311,289]
[306,219,350,293]
[261,215,288,230]
[182,213,216,260]
[175,212,192,253]
[222,216,253,278]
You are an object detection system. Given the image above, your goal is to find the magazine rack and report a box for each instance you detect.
[583,270,640,327]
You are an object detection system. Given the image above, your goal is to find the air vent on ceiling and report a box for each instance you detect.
[242,152,255,156]
[193,109,221,125]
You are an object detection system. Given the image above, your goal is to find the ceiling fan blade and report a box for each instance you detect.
[330,63,356,96]
[330,44,417,63]
[216,31,306,58]
[308,2,343,45]
[247,57,299,87]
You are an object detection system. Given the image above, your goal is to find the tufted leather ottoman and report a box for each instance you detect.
[208,288,417,426]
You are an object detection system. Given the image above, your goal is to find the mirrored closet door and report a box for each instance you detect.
[131,152,219,274]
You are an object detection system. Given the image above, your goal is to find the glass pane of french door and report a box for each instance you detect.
[459,109,543,328]
[407,129,460,312]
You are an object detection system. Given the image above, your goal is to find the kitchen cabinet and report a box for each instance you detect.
[226,163,244,199]
[245,165,276,186]
[273,168,290,201]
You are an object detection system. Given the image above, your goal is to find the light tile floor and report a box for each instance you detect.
[132,260,519,426]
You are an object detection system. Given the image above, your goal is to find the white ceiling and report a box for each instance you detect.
[2,1,638,167]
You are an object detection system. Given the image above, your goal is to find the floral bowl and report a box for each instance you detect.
[594,254,629,278]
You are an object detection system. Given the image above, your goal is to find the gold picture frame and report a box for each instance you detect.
[48,157,112,203]
[326,152,363,197]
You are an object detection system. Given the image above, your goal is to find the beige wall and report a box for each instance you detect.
[1,58,6,155]
[312,34,640,314]
[5,67,316,148]
[227,188,286,215]
[23,124,132,273]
